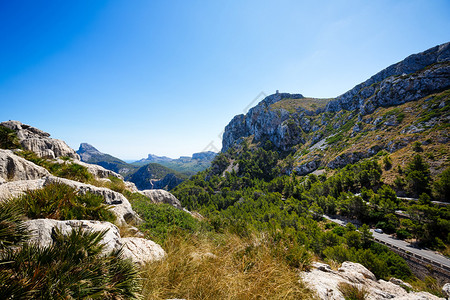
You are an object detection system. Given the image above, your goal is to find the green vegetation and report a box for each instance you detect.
[0,125,21,150]
[0,200,140,299]
[17,183,116,222]
[18,150,93,182]
[126,191,200,244]
[172,149,416,281]
[270,97,332,112]
[338,282,369,300]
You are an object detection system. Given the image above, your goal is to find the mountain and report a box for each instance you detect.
[77,143,138,176]
[125,163,188,190]
[221,42,450,178]
[132,151,217,175]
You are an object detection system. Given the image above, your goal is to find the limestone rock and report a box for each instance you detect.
[442,283,450,298]
[25,219,122,254]
[294,158,321,176]
[0,179,45,201]
[139,189,182,209]
[121,237,166,265]
[0,120,79,160]
[44,176,142,226]
[0,149,51,182]
[302,261,443,300]
[25,219,165,265]
[56,158,124,180]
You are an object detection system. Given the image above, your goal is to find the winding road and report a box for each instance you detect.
[323,214,450,273]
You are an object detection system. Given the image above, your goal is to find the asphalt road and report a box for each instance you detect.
[371,230,450,270]
[323,214,450,271]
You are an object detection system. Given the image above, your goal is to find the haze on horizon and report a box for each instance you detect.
[1,0,449,160]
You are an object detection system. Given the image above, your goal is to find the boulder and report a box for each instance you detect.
[44,176,142,226]
[301,261,444,300]
[139,189,182,209]
[25,219,122,254]
[0,179,45,201]
[25,219,165,264]
[0,149,51,182]
[0,120,79,160]
[121,237,166,265]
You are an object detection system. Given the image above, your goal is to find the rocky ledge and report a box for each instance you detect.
[302,261,444,300]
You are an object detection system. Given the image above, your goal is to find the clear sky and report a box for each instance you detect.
[1,0,449,160]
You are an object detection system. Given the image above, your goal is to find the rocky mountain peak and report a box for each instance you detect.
[78,142,101,154]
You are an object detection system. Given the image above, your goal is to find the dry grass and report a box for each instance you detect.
[140,232,314,300]
[271,98,332,112]
[337,282,369,300]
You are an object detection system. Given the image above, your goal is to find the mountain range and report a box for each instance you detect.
[77,143,216,190]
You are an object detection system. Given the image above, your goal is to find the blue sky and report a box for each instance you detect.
[1,0,449,160]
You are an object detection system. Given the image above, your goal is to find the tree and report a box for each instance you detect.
[434,167,450,202]
[360,224,373,248]
[405,155,431,196]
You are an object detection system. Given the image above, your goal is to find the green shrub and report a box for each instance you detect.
[128,191,200,244]
[338,282,368,300]
[0,125,21,150]
[17,150,93,183]
[18,183,115,222]
[0,228,141,299]
[0,200,29,250]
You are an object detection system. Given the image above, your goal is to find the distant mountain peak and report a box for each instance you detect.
[78,143,101,154]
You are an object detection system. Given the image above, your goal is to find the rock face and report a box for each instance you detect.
[139,189,182,209]
[0,178,45,201]
[221,42,450,152]
[222,93,305,152]
[0,149,51,182]
[327,42,450,115]
[0,121,80,160]
[25,219,165,265]
[302,261,444,300]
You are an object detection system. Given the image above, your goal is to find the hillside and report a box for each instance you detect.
[170,42,450,297]
[125,162,188,190]
[133,151,217,175]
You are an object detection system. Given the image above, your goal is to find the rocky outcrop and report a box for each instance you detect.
[222,93,305,151]
[326,42,450,115]
[25,219,165,265]
[1,121,79,159]
[44,176,142,226]
[302,261,443,300]
[0,178,45,201]
[56,158,124,180]
[0,149,50,182]
[139,189,182,209]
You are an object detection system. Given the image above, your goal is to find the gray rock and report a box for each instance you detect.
[0,149,51,182]
[25,219,122,254]
[302,261,444,300]
[1,121,79,160]
[121,237,166,266]
[56,158,124,180]
[294,158,321,176]
[0,179,45,201]
[25,219,165,265]
[139,189,182,209]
